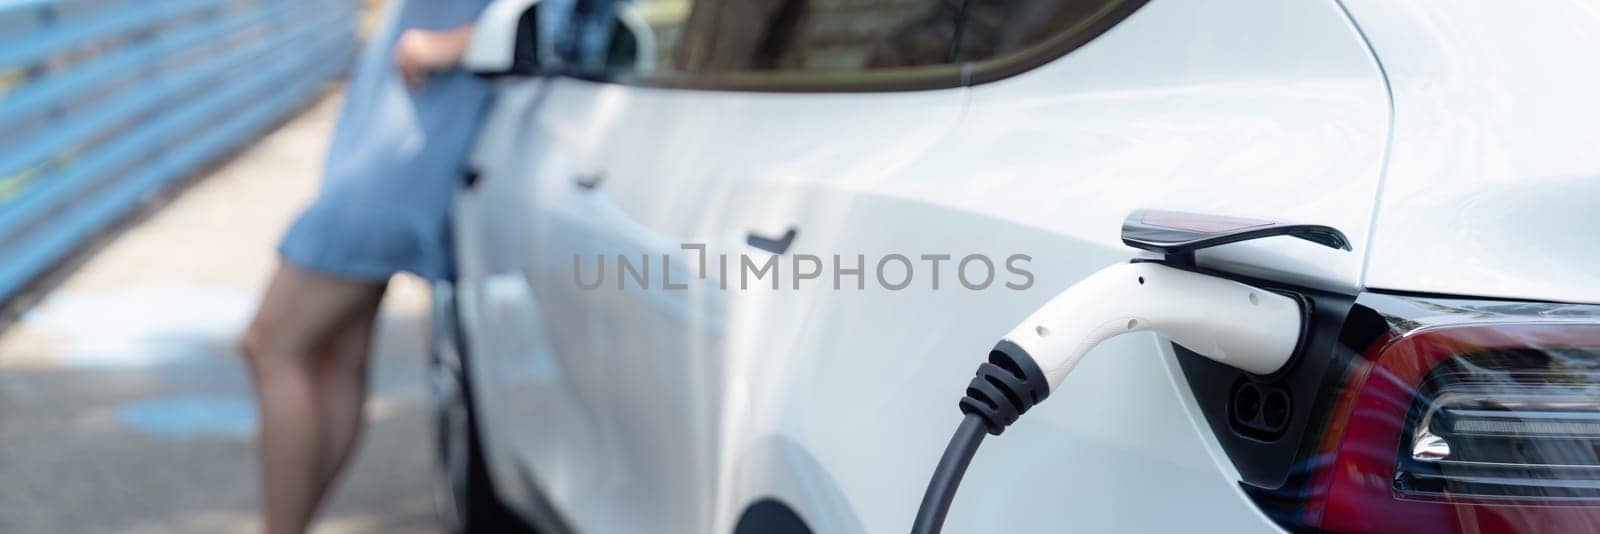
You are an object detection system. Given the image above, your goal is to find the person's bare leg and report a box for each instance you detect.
[242,262,386,534]
[308,298,383,505]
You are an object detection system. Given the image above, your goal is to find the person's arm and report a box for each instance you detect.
[393,24,477,88]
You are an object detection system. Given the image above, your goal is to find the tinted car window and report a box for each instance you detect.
[614,0,965,89]
[954,0,1140,83]
[573,0,1141,90]
[671,0,963,73]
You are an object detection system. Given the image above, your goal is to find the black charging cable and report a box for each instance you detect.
[912,342,1051,534]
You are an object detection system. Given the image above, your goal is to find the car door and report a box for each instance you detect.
[487,1,974,532]
[718,0,1392,532]
[454,71,617,517]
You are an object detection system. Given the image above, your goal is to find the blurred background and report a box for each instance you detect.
[0,0,442,532]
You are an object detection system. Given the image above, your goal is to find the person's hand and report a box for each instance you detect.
[393,25,475,88]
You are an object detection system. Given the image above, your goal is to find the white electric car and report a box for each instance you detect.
[430,0,1600,532]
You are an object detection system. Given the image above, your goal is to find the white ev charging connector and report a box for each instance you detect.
[912,210,1352,534]
[1006,261,1303,386]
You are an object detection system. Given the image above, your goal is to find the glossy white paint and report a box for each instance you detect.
[453,0,1409,532]
[1340,0,1600,305]
[754,0,1389,527]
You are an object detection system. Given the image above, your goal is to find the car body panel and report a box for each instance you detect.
[455,79,606,521]
[940,0,1389,294]
[719,1,1388,531]
[456,0,1393,532]
[462,76,973,532]
[1342,0,1600,305]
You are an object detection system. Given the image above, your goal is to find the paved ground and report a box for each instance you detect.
[0,94,443,534]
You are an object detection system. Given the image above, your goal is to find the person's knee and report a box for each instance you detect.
[241,319,310,376]
[240,319,264,354]
[240,322,275,374]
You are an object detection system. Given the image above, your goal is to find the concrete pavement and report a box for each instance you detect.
[0,93,443,534]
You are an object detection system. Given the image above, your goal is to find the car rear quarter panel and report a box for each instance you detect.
[1343,0,1600,304]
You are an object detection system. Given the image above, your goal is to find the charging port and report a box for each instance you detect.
[1231,380,1291,440]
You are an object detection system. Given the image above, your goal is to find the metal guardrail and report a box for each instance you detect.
[0,0,357,303]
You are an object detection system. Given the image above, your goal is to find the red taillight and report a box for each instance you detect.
[1308,297,1600,533]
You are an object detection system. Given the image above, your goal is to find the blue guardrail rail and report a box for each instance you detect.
[0,0,357,303]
